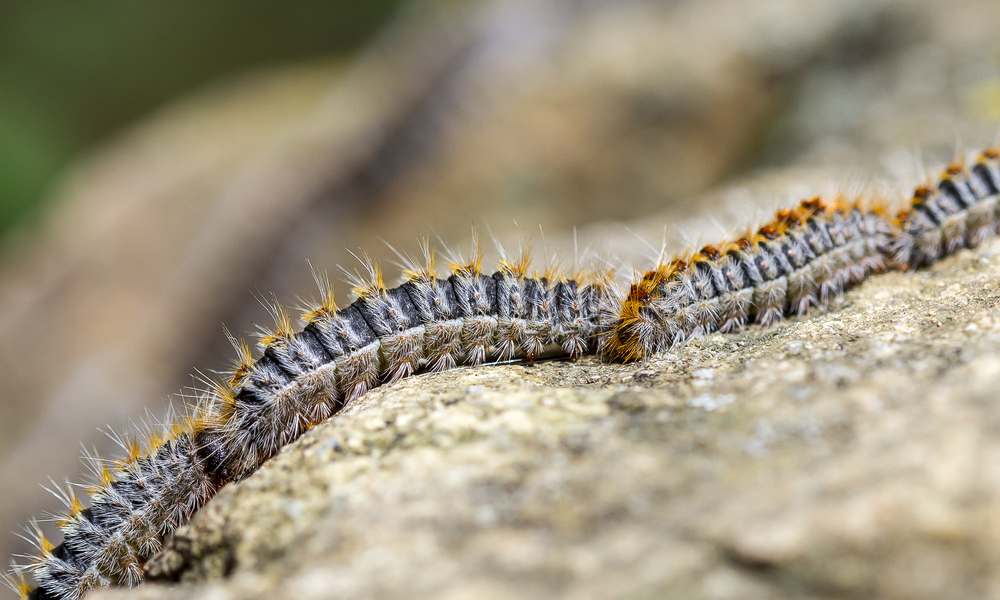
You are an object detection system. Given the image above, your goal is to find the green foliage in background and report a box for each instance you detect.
[0,1,403,235]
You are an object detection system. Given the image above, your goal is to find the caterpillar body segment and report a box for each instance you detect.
[893,148,1000,269]
[602,197,895,363]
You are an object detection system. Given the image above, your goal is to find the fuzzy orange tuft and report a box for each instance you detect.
[114,438,142,469]
[499,250,531,279]
[799,196,827,215]
[6,571,31,600]
[448,234,484,277]
[202,376,238,422]
[693,244,721,263]
[352,266,386,300]
[603,264,676,362]
[259,304,294,348]
[227,336,254,387]
[911,185,931,206]
[302,277,338,324]
[56,489,85,528]
[757,223,784,240]
[403,247,438,282]
[943,161,965,179]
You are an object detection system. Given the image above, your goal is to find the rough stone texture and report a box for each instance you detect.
[91,238,1000,600]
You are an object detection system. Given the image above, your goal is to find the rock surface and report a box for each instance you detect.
[92,239,1000,600]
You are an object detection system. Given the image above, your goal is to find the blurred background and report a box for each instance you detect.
[1,0,999,567]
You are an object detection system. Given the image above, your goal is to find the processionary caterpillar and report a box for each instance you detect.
[6,146,1000,600]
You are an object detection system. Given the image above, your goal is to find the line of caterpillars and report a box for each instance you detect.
[603,146,1000,361]
[6,146,1000,600]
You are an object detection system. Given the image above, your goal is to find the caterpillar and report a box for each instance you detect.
[892,148,1000,269]
[603,146,1000,362]
[4,238,616,600]
[5,145,1000,600]
[601,196,896,362]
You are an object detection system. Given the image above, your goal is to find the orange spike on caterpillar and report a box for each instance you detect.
[40,481,84,530]
[395,237,439,282]
[222,327,254,387]
[341,250,387,300]
[16,521,56,561]
[442,228,484,277]
[1,568,31,600]
[299,261,339,324]
[255,299,295,350]
[496,242,532,280]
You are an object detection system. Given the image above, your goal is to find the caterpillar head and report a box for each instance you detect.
[601,263,678,362]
